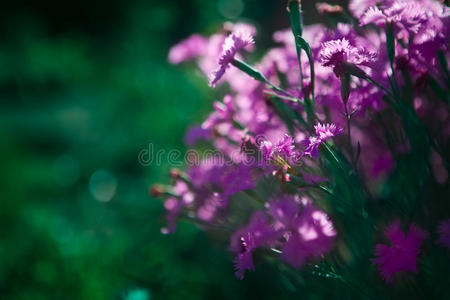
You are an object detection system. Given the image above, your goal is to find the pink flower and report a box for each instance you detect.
[209,29,254,87]
[201,94,236,130]
[258,134,300,166]
[268,196,337,269]
[231,212,277,279]
[372,220,429,283]
[281,202,337,268]
[315,123,344,140]
[349,0,379,18]
[437,219,450,249]
[168,34,208,64]
[302,123,343,158]
[319,38,376,76]
[359,2,428,37]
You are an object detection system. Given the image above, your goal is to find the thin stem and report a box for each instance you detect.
[365,76,395,98]
[266,80,297,98]
[298,50,305,92]
[231,58,297,99]
[263,90,300,103]
[344,103,355,168]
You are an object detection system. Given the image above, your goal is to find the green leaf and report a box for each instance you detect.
[428,76,449,103]
[437,49,450,86]
[340,72,350,104]
[231,58,268,83]
[296,36,316,102]
[385,22,395,66]
[288,1,303,38]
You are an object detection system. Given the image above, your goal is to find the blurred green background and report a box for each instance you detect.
[0,0,346,299]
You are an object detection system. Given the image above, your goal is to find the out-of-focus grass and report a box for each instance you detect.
[0,0,312,299]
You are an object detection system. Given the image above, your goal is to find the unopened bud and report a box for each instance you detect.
[340,72,351,104]
[150,184,164,197]
[286,0,301,12]
[170,168,181,180]
[316,3,343,14]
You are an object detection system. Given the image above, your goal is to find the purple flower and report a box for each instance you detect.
[231,212,278,279]
[319,38,376,77]
[161,181,193,234]
[259,134,300,165]
[280,201,337,268]
[259,140,274,163]
[184,125,212,146]
[161,197,181,234]
[372,220,429,283]
[315,123,344,140]
[220,163,256,205]
[360,2,428,38]
[275,134,296,159]
[168,34,208,64]
[231,195,338,277]
[202,94,236,130]
[302,123,343,158]
[268,195,300,229]
[233,233,256,280]
[349,0,380,18]
[316,3,344,14]
[197,192,222,222]
[437,219,450,249]
[209,29,254,87]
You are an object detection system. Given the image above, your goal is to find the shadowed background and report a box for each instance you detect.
[0,0,347,299]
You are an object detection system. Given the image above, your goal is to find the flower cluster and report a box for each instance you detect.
[155,0,450,291]
[232,195,336,279]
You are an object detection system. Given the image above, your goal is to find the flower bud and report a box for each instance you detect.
[150,184,164,197]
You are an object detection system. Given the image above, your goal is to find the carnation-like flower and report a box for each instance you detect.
[209,30,254,87]
[184,125,212,146]
[259,134,299,165]
[271,197,337,268]
[319,38,376,77]
[349,0,380,18]
[168,34,208,64]
[161,181,193,234]
[315,123,344,140]
[360,2,428,38]
[437,219,450,249]
[372,220,429,283]
[202,94,236,130]
[316,2,343,14]
[302,123,344,158]
[231,212,278,279]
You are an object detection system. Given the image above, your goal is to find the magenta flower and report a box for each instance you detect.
[302,123,343,158]
[266,196,337,268]
[161,181,193,234]
[319,38,376,76]
[372,220,429,283]
[349,0,380,18]
[184,125,211,146]
[231,212,277,279]
[202,94,236,130]
[259,134,299,165]
[220,163,256,205]
[360,2,428,38]
[437,219,450,249]
[280,202,337,268]
[209,29,254,87]
[168,34,208,64]
[275,134,297,159]
[259,140,274,163]
[315,123,344,140]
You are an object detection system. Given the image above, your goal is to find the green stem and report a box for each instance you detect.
[231,58,297,99]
